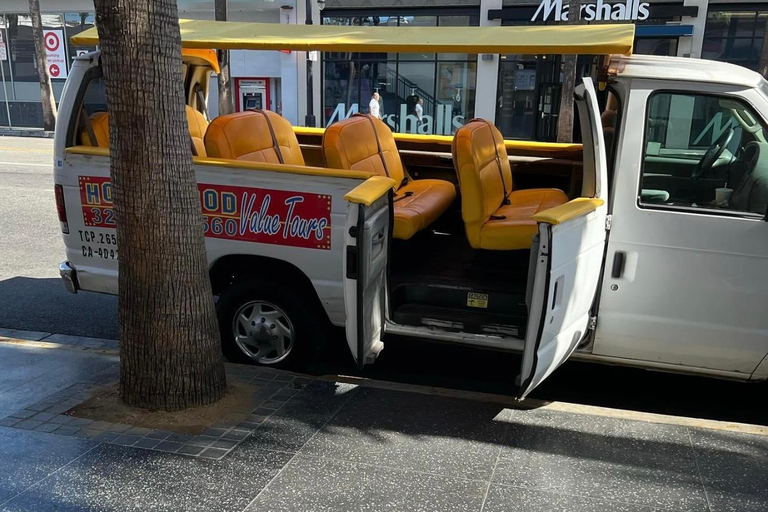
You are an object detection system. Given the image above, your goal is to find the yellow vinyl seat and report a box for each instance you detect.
[323,114,456,240]
[80,106,210,157]
[452,119,568,250]
[79,111,110,147]
[204,110,304,165]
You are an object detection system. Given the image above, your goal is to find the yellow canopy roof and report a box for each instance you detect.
[71,19,634,56]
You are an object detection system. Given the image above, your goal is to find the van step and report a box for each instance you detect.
[391,282,527,317]
[393,304,525,337]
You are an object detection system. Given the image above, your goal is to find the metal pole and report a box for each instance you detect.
[304,0,316,127]
[0,18,11,129]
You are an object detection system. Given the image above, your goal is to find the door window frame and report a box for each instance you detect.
[637,88,768,220]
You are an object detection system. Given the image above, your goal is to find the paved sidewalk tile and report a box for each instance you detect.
[492,408,708,511]
[244,381,358,453]
[689,428,768,511]
[2,443,292,512]
[245,455,487,512]
[299,387,507,481]
[0,426,96,504]
[482,484,661,512]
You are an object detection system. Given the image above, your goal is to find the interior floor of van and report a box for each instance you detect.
[388,208,531,339]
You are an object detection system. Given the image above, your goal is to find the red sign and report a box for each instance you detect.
[200,183,331,249]
[79,176,115,228]
[78,177,332,250]
[49,64,60,77]
[44,31,59,52]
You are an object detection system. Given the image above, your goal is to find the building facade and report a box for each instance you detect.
[2,0,768,141]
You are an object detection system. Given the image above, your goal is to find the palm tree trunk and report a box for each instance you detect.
[28,0,57,131]
[92,0,227,410]
[556,1,584,143]
[215,0,234,115]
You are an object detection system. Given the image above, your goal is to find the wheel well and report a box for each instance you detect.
[209,254,330,325]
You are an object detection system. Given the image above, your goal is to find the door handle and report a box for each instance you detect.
[611,251,626,278]
[372,230,385,246]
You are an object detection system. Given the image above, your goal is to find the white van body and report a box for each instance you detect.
[54,52,768,397]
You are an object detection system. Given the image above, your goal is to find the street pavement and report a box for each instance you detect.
[0,137,118,340]
[0,335,767,512]
[0,136,766,429]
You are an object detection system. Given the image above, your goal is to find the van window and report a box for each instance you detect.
[640,92,768,216]
[82,77,108,116]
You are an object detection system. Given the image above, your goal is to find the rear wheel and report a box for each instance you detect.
[216,278,320,369]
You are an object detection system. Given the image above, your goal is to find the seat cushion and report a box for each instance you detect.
[80,107,208,155]
[478,188,569,250]
[325,114,455,239]
[205,110,304,165]
[323,115,406,187]
[394,179,456,240]
[80,111,110,147]
[186,106,209,157]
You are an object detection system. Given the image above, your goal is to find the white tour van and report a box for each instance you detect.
[54,21,768,398]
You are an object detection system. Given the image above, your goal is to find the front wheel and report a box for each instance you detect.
[216,278,320,369]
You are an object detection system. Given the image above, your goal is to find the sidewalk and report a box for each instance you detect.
[0,333,766,512]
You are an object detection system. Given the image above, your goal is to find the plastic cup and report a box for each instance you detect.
[715,187,733,206]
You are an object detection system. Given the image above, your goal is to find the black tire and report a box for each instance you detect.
[216,277,323,370]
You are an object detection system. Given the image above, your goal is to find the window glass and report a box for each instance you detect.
[321,12,476,135]
[640,92,768,216]
[703,10,768,70]
[82,76,107,115]
[64,13,97,61]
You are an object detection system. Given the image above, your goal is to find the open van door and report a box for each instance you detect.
[343,177,394,368]
[518,78,609,399]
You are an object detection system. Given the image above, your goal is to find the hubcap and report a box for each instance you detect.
[231,300,295,364]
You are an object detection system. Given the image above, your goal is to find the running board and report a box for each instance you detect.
[385,322,525,352]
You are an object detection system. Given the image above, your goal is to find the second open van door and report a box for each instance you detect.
[518,78,609,399]
[343,177,394,368]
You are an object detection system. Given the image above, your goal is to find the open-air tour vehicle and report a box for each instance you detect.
[55,20,768,398]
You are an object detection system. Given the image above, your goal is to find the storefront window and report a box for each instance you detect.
[703,10,768,70]
[635,37,678,56]
[64,13,96,61]
[322,12,477,135]
[6,14,64,83]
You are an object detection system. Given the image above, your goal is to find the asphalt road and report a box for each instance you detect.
[0,136,765,426]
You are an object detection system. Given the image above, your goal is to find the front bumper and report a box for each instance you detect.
[59,261,79,294]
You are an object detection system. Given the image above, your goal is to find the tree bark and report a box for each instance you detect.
[556,1,583,143]
[29,0,57,131]
[93,0,227,410]
[215,0,234,115]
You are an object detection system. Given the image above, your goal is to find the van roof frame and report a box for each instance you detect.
[71,19,634,56]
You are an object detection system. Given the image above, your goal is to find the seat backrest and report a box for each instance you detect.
[452,119,513,244]
[80,106,209,157]
[80,111,110,147]
[187,106,209,157]
[322,114,405,188]
[204,110,304,165]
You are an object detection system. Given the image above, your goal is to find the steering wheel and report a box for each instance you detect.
[692,127,735,180]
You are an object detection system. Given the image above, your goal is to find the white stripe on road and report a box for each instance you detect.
[0,161,50,167]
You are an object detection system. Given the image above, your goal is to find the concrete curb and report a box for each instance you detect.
[1,327,767,437]
[0,129,55,138]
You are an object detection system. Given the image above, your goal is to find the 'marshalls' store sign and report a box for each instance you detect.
[532,0,650,21]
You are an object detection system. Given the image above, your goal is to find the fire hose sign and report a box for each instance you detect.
[43,30,67,79]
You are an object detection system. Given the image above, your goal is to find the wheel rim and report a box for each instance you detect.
[231,300,295,364]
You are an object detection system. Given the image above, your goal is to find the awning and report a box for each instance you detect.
[70,19,634,56]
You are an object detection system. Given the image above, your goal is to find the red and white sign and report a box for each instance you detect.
[0,32,7,61]
[43,30,67,79]
[78,177,333,250]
